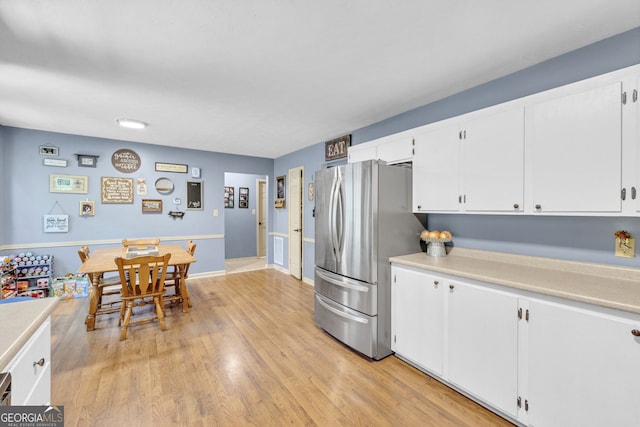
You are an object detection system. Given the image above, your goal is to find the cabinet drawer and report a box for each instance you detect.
[6,318,51,405]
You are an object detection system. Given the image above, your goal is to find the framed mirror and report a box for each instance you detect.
[155,177,174,195]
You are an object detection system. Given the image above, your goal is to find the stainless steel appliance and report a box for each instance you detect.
[314,160,423,360]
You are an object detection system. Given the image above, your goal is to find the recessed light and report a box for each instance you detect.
[117,118,148,129]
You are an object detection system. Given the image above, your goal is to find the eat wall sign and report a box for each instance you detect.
[325,134,351,161]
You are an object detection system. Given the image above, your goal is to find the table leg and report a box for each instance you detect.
[85,274,99,331]
[178,265,191,312]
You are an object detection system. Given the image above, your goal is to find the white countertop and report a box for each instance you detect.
[390,248,640,314]
[0,297,59,370]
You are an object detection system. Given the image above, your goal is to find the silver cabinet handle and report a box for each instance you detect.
[33,358,45,367]
[449,284,455,290]
[631,329,640,337]
[433,280,439,287]
[513,203,519,209]
[621,188,627,201]
[535,204,541,210]
[632,187,637,200]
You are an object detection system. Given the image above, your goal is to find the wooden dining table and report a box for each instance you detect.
[77,244,197,331]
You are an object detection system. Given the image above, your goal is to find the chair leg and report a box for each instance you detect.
[155,296,167,331]
[118,300,126,326]
[120,301,134,341]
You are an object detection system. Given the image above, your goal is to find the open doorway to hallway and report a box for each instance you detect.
[223,172,267,273]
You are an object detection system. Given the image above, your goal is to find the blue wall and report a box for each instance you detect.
[0,127,274,276]
[223,172,266,259]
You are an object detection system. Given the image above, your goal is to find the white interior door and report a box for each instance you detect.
[288,167,303,279]
[256,179,267,258]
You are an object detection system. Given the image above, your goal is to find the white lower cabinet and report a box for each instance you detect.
[391,263,640,426]
[6,317,52,405]
[526,299,640,427]
[446,279,519,419]
[391,265,443,375]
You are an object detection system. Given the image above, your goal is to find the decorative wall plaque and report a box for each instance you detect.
[325,134,351,161]
[112,149,141,173]
[101,177,134,203]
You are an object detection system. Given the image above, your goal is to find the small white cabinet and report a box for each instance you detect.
[391,265,443,375]
[348,131,414,165]
[526,299,640,427]
[413,122,461,212]
[446,279,519,418]
[6,317,51,405]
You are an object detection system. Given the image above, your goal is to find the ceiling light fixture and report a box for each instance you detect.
[117,118,148,129]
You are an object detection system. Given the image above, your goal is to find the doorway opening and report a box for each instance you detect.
[223,172,267,273]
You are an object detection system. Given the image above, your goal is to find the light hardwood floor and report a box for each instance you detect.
[51,269,514,427]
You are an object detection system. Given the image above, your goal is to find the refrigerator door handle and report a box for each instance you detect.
[315,268,370,292]
[335,176,344,260]
[315,294,369,324]
[328,173,339,260]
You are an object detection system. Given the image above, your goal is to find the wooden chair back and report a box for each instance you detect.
[121,238,161,247]
[183,240,197,278]
[115,253,171,340]
[115,253,171,298]
[77,245,90,263]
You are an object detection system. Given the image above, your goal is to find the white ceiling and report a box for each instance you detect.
[0,1,638,159]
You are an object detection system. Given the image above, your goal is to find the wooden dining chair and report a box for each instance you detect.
[121,238,161,247]
[77,246,121,318]
[115,253,171,340]
[164,240,197,307]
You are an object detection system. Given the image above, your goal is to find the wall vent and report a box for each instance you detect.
[274,236,284,265]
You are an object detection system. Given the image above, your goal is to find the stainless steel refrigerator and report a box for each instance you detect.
[314,160,424,360]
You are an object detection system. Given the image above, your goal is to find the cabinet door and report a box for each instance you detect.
[527,299,640,427]
[446,280,519,418]
[391,265,443,375]
[530,82,623,213]
[6,318,51,405]
[348,143,377,163]
[377,136,413,164]
[462,108,524,212]
[413,124,460,212]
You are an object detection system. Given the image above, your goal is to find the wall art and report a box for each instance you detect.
[49,174,88,194]
[224,186,234,208]
[239,187,249,208]
[101,177,134,203]
[112,148,141,173]
[186,180,203,210]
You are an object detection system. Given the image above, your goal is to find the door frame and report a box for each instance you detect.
[288,166,304,279]
[256,178,267,258]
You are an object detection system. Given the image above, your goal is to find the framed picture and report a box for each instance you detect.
[49,174,88,194]
[186,180,203,210]
[101,177,134,204]
[155,162,188,173]
[239,187,249,208]
[77,154,98,167]
[39,145,59,156]
[275,176,286,209]
[142,199,163,213]
[79,201,95,216]
[224,186,234,208]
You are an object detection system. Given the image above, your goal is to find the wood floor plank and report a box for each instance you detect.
[50,269,514,426]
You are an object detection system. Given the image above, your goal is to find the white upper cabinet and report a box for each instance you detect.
[461,107,524,212]
[528,82,624,214]
[413,122,461,212]
[348,131,413,165]
[413,106,524,213]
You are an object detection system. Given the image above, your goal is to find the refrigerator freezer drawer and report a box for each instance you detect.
[314,293,377,359]
[315,267,377,316]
